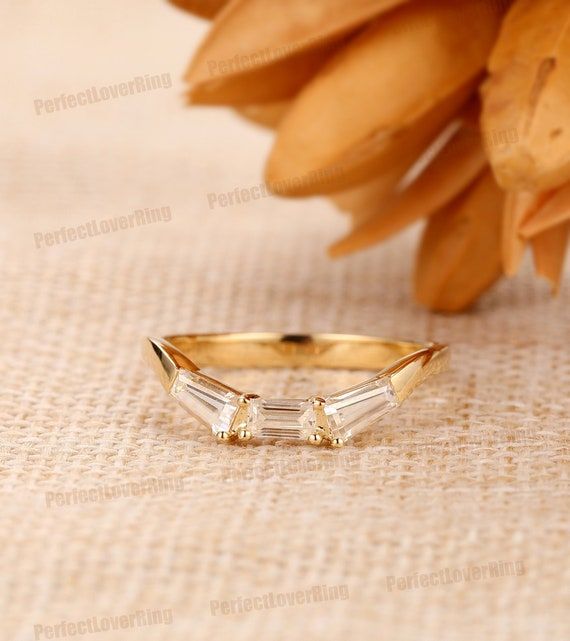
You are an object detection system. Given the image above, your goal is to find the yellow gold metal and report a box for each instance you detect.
[162,333,444,370]
[237,428,252,441]
[387,343,450,403]
[230,393,259,437]
[144,333,450,447]
[307,433,324,446]
[310,395,332,444]
[142,337,197,392]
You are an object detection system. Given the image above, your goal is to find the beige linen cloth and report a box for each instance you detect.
[1,2,569,640]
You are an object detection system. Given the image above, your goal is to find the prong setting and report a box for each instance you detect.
[237,428,252,441]
[229,393,259,440]
[149,333,447,448]
[309,395,333,445]
[307,433,323,446]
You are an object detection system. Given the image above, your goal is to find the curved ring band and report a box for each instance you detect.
[143,333,450,447]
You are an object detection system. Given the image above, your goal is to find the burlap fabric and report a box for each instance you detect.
[1,2,569,640]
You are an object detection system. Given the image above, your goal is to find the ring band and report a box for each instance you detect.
[143,333,450,447]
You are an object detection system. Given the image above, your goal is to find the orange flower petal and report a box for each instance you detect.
[186,0,409,103]
[330,108,487,257]
[501,191,550,275]
[519,181,570,238]
[481,0,570,191]
[414,170,504,312]
[169,0,228,19]
[266,0,501,195]
[531,222,570,293]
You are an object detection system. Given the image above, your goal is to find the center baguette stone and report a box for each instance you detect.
[248,398,316,441]
[170,369,399,444]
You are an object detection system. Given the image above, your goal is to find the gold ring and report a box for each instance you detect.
[143,333,450,447]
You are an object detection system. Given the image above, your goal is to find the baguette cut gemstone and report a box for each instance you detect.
[169,370,399,444]
[171,369,239,436]
[324,377,397,441]
[249,398,316,441]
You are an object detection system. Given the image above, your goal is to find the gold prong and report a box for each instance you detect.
[310,395,332,442]
[307,433,323,446]
[229,393,258,439]
[145,334,450,448]
[237,428,252,441]
[239,392,258,406]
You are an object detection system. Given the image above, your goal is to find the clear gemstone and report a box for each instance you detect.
[171,370,239,436]
[249,398,316,441]
[324,377,398,442]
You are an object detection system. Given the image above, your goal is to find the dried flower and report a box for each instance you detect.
[173,0,570,310]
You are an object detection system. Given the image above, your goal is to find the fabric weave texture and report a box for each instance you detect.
[1,2,569,639]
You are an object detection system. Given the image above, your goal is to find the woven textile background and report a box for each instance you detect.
[1,1,569,640]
